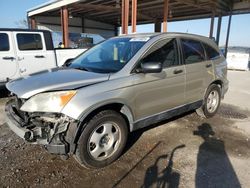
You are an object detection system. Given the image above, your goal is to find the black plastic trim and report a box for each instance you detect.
[133,100,203,131]
[43,31,54,50]
[0,82,6,88]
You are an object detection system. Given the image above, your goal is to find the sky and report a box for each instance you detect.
[0,0,250,47]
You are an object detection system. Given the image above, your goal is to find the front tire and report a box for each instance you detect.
[75,110,128,169]
[196,84,221,118]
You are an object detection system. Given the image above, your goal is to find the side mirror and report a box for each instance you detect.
[63,59,74,67]
[138,62,163,73]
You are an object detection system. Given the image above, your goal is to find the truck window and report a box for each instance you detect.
[17,33,43,51]
[181,39,205,64]
[0,33,10,51]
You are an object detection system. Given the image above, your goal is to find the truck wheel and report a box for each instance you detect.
[75,110,128,169]
[196,84,221,118]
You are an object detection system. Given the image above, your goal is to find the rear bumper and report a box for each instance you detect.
[5,100,69,155]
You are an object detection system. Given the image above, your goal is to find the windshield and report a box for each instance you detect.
[69,37,147,73]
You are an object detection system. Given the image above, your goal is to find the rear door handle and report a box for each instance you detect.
[35,55,45,58]
[173,69,183,74]
[206,64,212,68]
[2,56,15,60]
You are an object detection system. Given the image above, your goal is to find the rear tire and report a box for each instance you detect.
[196,84,221,118]
[74,110,128,169]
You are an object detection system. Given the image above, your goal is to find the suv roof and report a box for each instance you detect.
[117,32,217,49]
[118,32,211,40]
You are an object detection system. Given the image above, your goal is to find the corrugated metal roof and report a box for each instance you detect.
[27,0,59,12]
[27,0,250,25]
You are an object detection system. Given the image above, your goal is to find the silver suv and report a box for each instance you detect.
[5,33,228,168]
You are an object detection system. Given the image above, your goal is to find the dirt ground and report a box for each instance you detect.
[1,73,250,187]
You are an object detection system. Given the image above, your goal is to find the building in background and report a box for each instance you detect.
[27,0,250,55]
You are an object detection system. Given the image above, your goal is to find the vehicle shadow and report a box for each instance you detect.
[123,110,194,155]
[113,141,162,188]
[115,112,192,188]
[142,144,185,188]
[194,123,241,188]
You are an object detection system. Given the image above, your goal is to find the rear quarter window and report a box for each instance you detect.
[203,43,221,60]
[0,33,10,51]
[181,39,206,64]
[17,33,43,51]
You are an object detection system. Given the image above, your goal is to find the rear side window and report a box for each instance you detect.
[141,39,179,68]
[17,33,43,51]
[181,39,205,64]
[0,33,10,51]
[203,43,220,60]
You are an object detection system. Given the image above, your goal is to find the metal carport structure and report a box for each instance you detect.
[27,0,250,56]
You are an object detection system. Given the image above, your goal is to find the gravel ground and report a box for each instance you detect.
[1,70,250,188]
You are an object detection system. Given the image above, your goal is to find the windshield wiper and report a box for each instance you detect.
[74,66,89,72]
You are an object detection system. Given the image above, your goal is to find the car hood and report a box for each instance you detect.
[6,68,110,99]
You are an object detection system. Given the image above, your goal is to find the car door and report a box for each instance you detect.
[14,32,56,76]
[0,31,19,82]
[202,43,222,86]
[180,38,207,103]
[133,38,185,121]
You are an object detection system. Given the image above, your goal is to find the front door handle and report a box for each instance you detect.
[173,69,183,74]
[206,64,212,68]
[2,56,15,60]
[35,55,45,58]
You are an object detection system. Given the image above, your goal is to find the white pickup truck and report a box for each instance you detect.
[0,29,97,87]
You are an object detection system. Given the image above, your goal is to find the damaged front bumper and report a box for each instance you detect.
[5,99,76,155]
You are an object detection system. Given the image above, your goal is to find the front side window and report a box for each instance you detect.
[181,39,205,64]
[203,43,220,60]
[140,39,179,68]
[69,37,146,73]
[17,33,43,51]
[0,33,10,51]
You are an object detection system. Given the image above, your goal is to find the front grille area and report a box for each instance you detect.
[6,98,70,154]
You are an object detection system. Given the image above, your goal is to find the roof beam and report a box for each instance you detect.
[70,3,118,12]
[175,0,212,12]
[233,1,250,10]
[71,2,154,20]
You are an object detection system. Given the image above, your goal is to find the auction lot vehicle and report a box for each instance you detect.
[5,33,228,168]
[0,28,90,87]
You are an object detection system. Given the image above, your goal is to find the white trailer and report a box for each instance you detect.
[227,47,250,71]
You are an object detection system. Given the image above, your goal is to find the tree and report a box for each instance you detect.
[15,19,28,29]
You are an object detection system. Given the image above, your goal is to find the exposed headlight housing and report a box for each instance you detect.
[20,91,77,113]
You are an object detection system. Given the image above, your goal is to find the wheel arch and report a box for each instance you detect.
[211,79,223,89]
[197,81,222,118]
[203,79,223,101]
[80,102,134,130]
[71,102,134,153]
